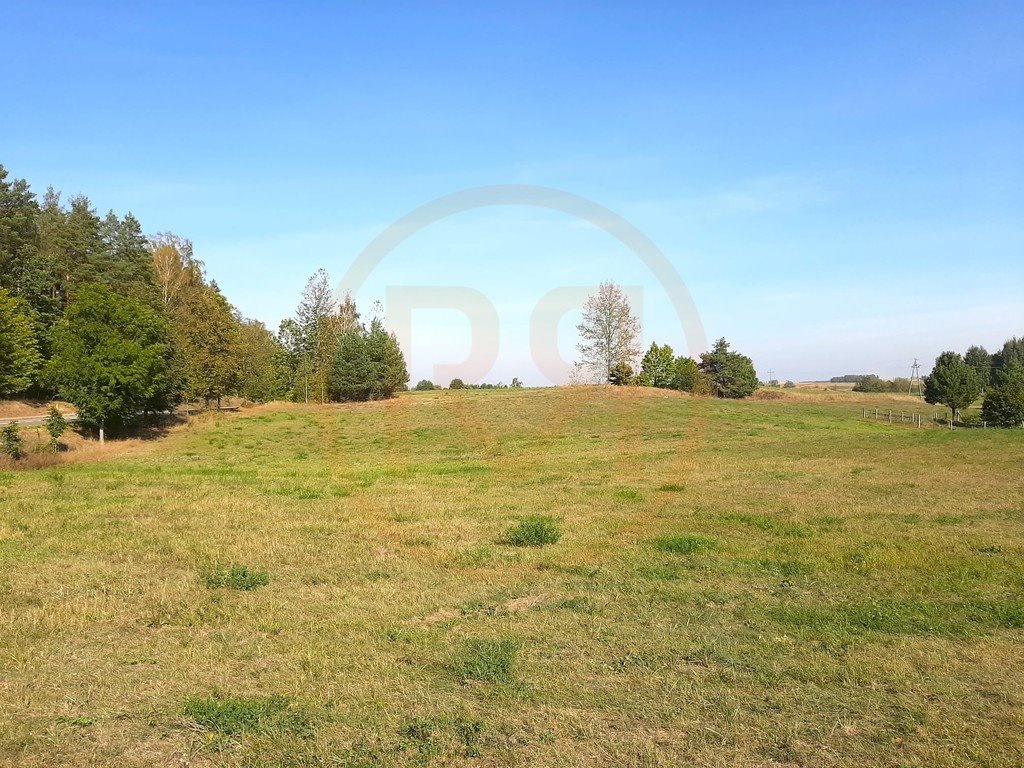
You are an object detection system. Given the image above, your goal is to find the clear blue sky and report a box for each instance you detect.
[3,1,1022,384]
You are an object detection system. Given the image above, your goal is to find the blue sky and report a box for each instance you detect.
[3,1,1022,384]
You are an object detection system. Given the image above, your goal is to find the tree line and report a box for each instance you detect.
[0,164,408,438]
[923,338,1024,427]
[574,281,759,398]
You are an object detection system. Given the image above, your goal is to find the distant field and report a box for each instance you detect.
[1,387,1022,767]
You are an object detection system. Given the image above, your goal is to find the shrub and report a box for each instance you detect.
[413,379,436,391]
[783,380,797,388]
[202,563,270,590]
[609,361,635,386]
[452,639,519,683]
[501,515,561,546]
[45,407,68,452]
[982,364,1024,427]
[1,423,23,460]
[448,378,465,390]
[699,338,758,398]
[654,534,718,555]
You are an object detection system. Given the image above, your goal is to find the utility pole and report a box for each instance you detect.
[908,359,924,397]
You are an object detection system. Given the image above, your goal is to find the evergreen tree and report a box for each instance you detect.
[923,351,982,422]
[45,284,181,440]
[609,361,635,386]
[332,326,373,401]
[0,165,47,316]
[98,211,159,305]
[670,356,701,392]
[0,289,42,396]
[964,345,992,390]
[366,316,409,398]
[639,342,675,388]
[981,363,1024,428]
[698,338,759,398]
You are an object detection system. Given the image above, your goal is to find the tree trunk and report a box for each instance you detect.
[99,420,105,445]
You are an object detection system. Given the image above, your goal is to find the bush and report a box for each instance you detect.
[452,639,519,683]
[982,365,1024,427]
[45,407,68,452]
[609,361,635,386]
[501,515,562,547]
[783,380,797,388]
[448,378,466,390]
[1,423,23,460]
[202,563,270,590]
[654,534,718,555]
[699,338,758,398]
[413,379,436,391]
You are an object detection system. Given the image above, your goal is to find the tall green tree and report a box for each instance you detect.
[924,351,982,422]
[670,355,703,393]
[699,338,759,398]
[964,345,992,390]
[0,165,47,315]
[0,289,42,396]
[98,211,159,305]
[173,283,241,407]
[992,337,1024,380]
[982,363,1024,428]
[237,318,287,402]
[45,284,180,441]
[331,318,409,402]
[639,342,676,388]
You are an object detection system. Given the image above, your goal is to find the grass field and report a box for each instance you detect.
[1,386,1022,767]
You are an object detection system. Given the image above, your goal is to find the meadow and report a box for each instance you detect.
[1,386,1022,767]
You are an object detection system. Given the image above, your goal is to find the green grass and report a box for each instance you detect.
[451,638,520,683]
[201,563,270,590]
[500,515,562,547]
[653,533,719,554]
[1,386,1023,767]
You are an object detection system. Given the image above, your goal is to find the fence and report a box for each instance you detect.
[863,407,924,427]
[862,407,1005,430]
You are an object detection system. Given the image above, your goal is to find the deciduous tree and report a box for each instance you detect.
[45,284,180,441]
[576,281,640,384]
[0,289,42,396]
[924,351,981,422]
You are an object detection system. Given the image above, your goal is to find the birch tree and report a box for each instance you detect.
[576,281,641,384]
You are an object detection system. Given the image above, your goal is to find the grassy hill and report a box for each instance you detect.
[1,387,1022,767]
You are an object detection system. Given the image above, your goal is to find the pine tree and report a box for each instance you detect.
[982,363,1024,428]
[699,338,759,398]
[639,343,675,388]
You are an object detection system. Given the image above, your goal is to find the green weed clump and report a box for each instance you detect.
[654,534,718,555]
[201,563,270,591]
[452,638,519,683]
[501,515,561,547]
[183,693,313,737]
